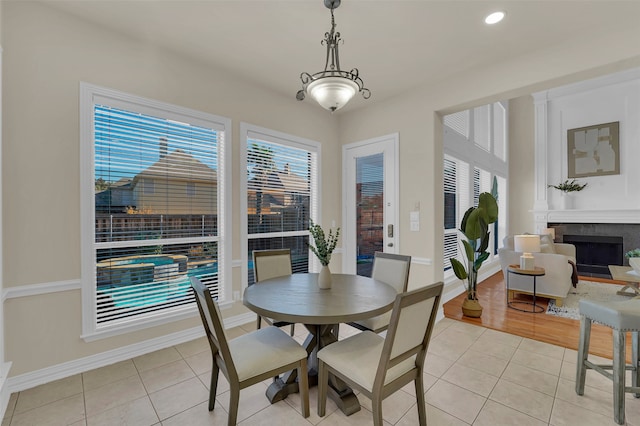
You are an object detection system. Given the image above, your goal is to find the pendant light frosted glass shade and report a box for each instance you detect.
[307,77,359,112]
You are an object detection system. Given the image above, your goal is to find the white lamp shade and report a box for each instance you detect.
[514,234,541,254]
[307,76,358,112]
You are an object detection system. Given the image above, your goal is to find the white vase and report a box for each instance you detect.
[318,264,332,289]
[560,192,574,209]
[630,258,640,275]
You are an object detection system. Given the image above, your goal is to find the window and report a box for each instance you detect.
[443,102,508,276]
[80,83,231,339]
[240,123,319,286]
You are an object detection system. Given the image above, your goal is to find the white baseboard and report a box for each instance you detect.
[8,312,255,393]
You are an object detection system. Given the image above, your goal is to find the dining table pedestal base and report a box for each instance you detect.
[264,323,361,416]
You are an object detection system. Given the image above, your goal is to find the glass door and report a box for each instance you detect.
[343,134,398,276]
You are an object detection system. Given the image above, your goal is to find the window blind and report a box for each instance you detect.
[444,110,469,138]
[94,104,221,325]
[245,134,317,285]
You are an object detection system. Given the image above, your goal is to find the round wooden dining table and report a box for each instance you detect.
[243,272,397,416]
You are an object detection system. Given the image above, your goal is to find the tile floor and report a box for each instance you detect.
[2,318,639,425]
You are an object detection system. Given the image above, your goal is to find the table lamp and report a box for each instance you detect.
[514,234,541,270]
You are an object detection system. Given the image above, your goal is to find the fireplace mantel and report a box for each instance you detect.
[533,209,640,227]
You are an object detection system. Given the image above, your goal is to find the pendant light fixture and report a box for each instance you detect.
[296,0,370,112]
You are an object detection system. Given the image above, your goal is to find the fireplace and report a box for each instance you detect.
[562,234,623,277]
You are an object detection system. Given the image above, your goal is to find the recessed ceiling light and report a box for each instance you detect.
[485,11,505,25]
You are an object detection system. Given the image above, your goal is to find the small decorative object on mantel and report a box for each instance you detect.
[307,219,340,289]
[548,179,587,209]
[547,179,588,193]
[449,183,499,318]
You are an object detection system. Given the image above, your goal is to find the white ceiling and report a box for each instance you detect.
[40,0,640,111]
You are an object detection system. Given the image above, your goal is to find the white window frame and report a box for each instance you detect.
[443,102,508,278]
[80,82,232,340]
[240,123,320,289]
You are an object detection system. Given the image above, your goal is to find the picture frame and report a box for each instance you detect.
[567,121,620,178]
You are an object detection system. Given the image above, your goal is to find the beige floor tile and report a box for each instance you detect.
[501,363,559,396]
[86,396,158,426]
[197,371,231,395]
[227,325,250,340]
[476,328,523,348]
[474,400,547,426]
[14,374,83,414]
[518,338,566,360]
[424,352,455,378]
[314,405,393,426]
[160,400,229,426]
[442,363,499,397]
[425,380,486,424]
[563,348,578,364]
[448,320,486,338]
[456,349,509,378]
[10,394,85,426]
[283,382,339,425]
[428,332,475,360]
[82,359,138,392]
[69,420,86,426]
[239,400,312,425]
[431,317,455,338]
[469,337,518,361]
[133,347,183,373]
[395,403,470,426]
[550,398,620,426]
[149,376,209,420]
[215,382,272,424]
[84,374,147,417]
[140,359,196,393]
[174,336,209,358]
[358,388,416,424]
[489,379,554,422]
[510,348,562,376]
[554,377,612,418]
[184,350,212,376]
[400,372,438,397]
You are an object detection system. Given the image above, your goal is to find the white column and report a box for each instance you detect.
[532,92,550,232]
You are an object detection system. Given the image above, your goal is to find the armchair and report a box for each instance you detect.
[498,235,576,307]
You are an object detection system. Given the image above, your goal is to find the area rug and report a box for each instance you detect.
[545,280,629,320]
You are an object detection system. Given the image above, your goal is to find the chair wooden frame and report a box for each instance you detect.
[252,249,295,335]
[348,252,412,333]
[318,282,443,425]
[191,277,309,425]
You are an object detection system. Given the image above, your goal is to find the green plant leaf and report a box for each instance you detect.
[462,239,474,263]
[474,252,490,271]
[450,258,468,280]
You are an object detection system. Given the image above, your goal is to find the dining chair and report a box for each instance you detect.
[190,277,310,425]
[317,281,443,426]
[252,248,296,336]
[348,252,412,333]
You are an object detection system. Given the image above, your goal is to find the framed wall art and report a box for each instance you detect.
[567,121,620,178]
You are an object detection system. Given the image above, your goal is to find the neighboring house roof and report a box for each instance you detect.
[248,164,308,194]
[133,149,217,184]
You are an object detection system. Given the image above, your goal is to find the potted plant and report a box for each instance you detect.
[548,179,588,192]
[308,219,340,289]
[449,192,499,317]
[626,248,640,275]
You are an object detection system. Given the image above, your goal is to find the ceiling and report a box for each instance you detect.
[40,0,640,112]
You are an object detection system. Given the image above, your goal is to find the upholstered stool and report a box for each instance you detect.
[576,298,640,425]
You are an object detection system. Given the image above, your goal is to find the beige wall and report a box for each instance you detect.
[3,0,640,379]
[2,2,339,376]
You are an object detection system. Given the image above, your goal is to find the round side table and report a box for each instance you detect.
[506,264,545,313]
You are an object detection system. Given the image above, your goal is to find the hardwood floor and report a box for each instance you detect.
[443,271,631,360]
